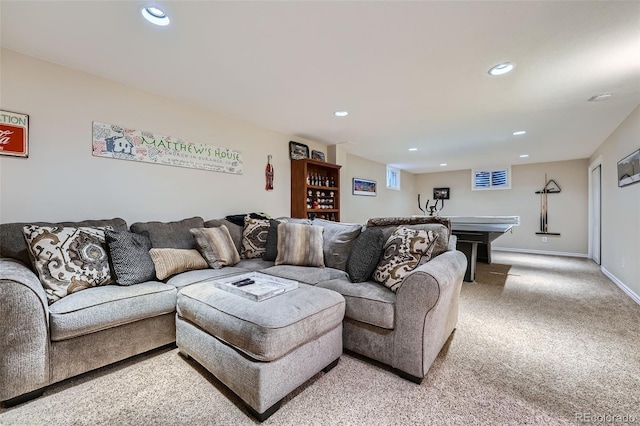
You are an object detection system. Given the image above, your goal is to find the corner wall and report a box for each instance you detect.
[415,159,589,256]
[0,49,325,224]
[340,153,417,224]
[589,105,640,300]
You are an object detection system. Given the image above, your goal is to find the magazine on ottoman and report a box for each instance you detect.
[212,272,299,302]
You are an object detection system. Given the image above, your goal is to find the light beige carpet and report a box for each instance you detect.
[1,252,639,425]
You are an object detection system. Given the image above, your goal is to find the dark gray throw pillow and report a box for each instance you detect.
[263,219,281,261]
[130,216,204,249]
[345,228,385,283]
[105,229,157,285]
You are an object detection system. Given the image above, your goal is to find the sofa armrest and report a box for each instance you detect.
[392,249,466,379]
[0,258,50,403]
[448,234,458,251]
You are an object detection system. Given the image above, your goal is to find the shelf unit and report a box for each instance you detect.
[291,158,341,221]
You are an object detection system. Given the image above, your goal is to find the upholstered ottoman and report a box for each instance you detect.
[176,281,345,421]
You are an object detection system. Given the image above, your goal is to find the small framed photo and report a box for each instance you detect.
[353,178,377,196]
[311,150,325,162]
[433,187,450,200]
[617,149,640,188]
[0,110,29,158]
[289,141,309,160]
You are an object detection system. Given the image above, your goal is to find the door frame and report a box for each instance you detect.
[588,156,603,263]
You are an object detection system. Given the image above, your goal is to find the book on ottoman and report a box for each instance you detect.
[212,272,298,302]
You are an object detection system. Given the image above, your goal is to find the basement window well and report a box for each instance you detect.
[386,166,401,190]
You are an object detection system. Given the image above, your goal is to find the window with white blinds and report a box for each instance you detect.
[472,167,511,190]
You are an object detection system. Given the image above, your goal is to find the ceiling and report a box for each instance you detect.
[1,1,639,174]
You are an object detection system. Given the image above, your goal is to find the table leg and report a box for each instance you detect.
[457,241,478,282]
[477,243,492,264]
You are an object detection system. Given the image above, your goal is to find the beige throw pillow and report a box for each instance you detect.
[275,223,324,267]
[149,248,208,280]
[190,226,240,269]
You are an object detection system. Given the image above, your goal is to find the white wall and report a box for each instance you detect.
[589,105,640,299]
[415,159,589,255]
[0,49,326,224]
[340,153,417,224]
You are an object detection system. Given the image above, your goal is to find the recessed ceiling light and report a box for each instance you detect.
[142,6,170,26]
[440,163,448,167]
[513,130,527,136]
[488,62,514,76]
[408,148,418,151]
[520,154,529,158]
[334,111,348,117]
[587,93,612,102]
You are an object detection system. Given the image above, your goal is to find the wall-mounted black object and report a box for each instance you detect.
[433,187,450,200]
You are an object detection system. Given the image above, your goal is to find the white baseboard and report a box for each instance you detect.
[601,267,640,306]
[492,247,589,258]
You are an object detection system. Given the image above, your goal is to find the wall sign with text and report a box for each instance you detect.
[92,121,243,174]
[0,110,29,157]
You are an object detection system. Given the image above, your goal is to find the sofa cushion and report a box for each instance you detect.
[177,282,345,362]
[237,258,276,271]
[260,265,348,285]
[149,248,209,280]
[373,226,438,292]
[130,217,204,249]
[0,218,127,270]
[105,229,157,285]
[190,226,240,269]
[312,219,362,270]
[317,278,396,329]
[49,282,176,341]
[275,223,324,267]
[165,267,249,289]
[345,228,386,283]
[23,225,113,304]
[242,217,270,259]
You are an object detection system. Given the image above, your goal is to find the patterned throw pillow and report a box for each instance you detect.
[346,228,386,283]
[105,229,157,285]
[242,217,270,259]
[373,226,439,292]
[190,226,240,269]
[275,223,324,267]
[23,225,113,304]
[149,248,208,280]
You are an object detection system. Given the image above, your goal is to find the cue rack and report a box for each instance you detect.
[535,173,561,236]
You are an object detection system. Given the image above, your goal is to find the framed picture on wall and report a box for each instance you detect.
[617,149,640,187]
[311,150,325,162]
[353,178,377,196]
[289,141,309,160]
[433,187,450,200]
[0,110,29,158]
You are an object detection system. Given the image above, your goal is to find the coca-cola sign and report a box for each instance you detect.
[0,110,29,158]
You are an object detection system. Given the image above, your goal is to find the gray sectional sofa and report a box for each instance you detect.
[0,215,466,408]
